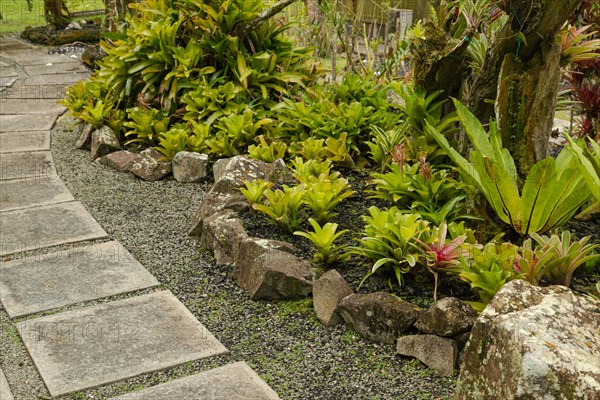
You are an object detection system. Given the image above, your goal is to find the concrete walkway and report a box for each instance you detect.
[0,36,279,399]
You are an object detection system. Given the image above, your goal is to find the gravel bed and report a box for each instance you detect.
[0,115,457,399]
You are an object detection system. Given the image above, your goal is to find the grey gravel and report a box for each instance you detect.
[0,114,457,399]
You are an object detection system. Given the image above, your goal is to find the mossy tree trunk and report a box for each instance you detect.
[414,0,582,176]
[104,0,134,32]
[43,0,69,29]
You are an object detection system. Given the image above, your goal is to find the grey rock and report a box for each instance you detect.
[90,126,121,160]
[201,209,248,265]
[313,270,353,326]
[130,148,172,181]
[0,177,74,211]
[24,63,88,76]
[396,334,457,376]
[414,297,477,337]
[111,362,280,400]
[75,123,94,150]
[188,190,249,236]
[0,241,159,318]
[96,150,139,173]
[213,155,286,183]
[71,22,82,30]
[457,280,600,400]
[172,151,209,183]
[233,238,313,300]
[0,201,107,256]
[0,130,50,153]
[338,292,420,344]
[188,156,286,235]
[23,72,89,86]
[453,330,471,352]
[16,291,228,397]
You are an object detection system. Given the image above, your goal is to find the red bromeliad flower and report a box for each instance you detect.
[425,223,469,270]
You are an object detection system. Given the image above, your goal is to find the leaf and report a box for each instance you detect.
[519,158,557,235]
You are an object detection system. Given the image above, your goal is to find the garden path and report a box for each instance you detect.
[0,35,279,399]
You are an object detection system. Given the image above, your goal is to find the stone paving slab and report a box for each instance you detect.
[0,176,73,211]
[25,62,89,76]
[24,72,90,86]
[0,113,57,132]
[0,201,108,256]
[112,362,280,400]
[0,130,50,153]
[1,241,159,318]
[0,67,17,77]
[0,83,70,99]
[0,99,66,115]
[0,366,14,400]
[17,290,229,397]
[0,151,56,181]
[0,51,77,65]
[0,76,17,87]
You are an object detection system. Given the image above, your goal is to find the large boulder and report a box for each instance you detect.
[90,126,120,160]
[414,297,477,337]
[233,238,313,300]
[95,150,138,173]
[188,156,287,236]
[313,270,353,326]
[130,148,172,181]
[200,210,248,265]
[396,334,458,376]
[457,280,600,400]
[338,292,420,344]
[172,151,209,183]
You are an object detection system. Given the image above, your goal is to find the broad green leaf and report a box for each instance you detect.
[519,158,557,234]
[452,98,494,158]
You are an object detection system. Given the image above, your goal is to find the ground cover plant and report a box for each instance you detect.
[61,0,600,323]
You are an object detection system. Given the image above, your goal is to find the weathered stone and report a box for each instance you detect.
[90,126,121,160]
[313,270,353,326]
[0,113,57,132]
[0,76,16,88]
[96,150,139,173]
[0,201,108,256]
[16,291,228,397]
[201,209,248,265]
[338,292,420,344]
[111,362,280,400]
[414,297,477,337]
[0,151,56,181]
[213,155,286,183]
[0,241,159,318]
[456,280,600,400]
[188,190,249,236]
[0,131,50,153]
[1,51,75,65]
[188,156,286,236]
[396,334,457,376]
[130,148,172,181]
[0,177,73,211]
[453,330,471,352]
[75,123,94,150]
[233,238,313,300]
[172,151,209,183]
[0,367,13,400]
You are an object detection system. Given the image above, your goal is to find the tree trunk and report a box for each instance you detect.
[414,0,582,174]
[44,0,69,29]
[104,0,133,32]
[495,38,562,176]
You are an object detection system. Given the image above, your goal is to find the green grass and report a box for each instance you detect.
[0,0,104,33]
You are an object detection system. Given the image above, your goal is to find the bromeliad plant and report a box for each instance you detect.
[352,206,430,288]
[62,0,319,159]
[294,218,350,265]
[427,99,592,235]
